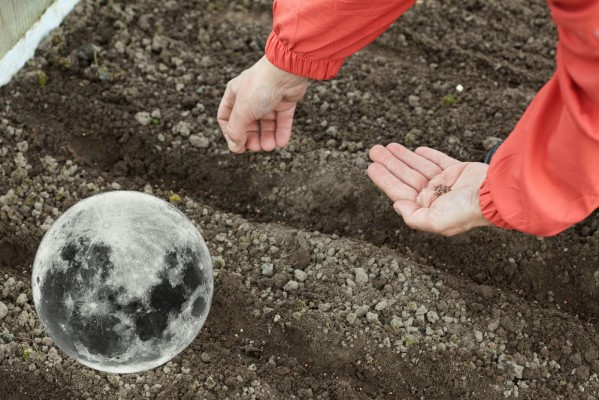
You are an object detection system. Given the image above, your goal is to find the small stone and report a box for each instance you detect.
[354,268,368,284]
[16,141,28,152]
[356,305,369,317]
[261,263,274,277]
[366,312,379,323]
[294,269,308,282]
[283,280,299,291]
[205,376,216,390]
[390,316,403,329]
[487,319,500,332]
[189,135,210,148]
[408,95,420,107]
[415,305,428,316]
[17,311,29,326]
[135,112,152,126]
[47,347,62,364]
[374,300,388,311]
[474,330,484,343]
[200,352,211,363]
[426,311,439,323]
[173,121,192,137]
[0,302,7,319]
[346,313,357,324]
[16,293,27,305]
[41,337,54,347]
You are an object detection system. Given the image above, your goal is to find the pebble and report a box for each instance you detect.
[390,317,403,329]
[283,280,299,291]
[16,141,28,152]
[200,352,211,363]
[487,319,500,332]
[17,310,29,326]
[134,112,152,126]
[0,302,7,319]
[16,293,27,305]
[205,376,216,390]
[47,347,63,364]
[415,305,428,316]
[261,263,274,277]
[366,312,379,323]
[426,311,439,323]
[173,121,191,137]
[356,305,369,317]
[294,269,308,282]
[354,268,368,284]
[375,299,388,311]
[474,330,484,343]
[189,135,210,148]
[346,312,357,325]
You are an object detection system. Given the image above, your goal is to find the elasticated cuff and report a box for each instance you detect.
[265,32,345,80]
[479,178,515,230]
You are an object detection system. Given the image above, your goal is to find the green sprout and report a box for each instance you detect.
[22,348,32,360]
[38,71,48,87]
[404,334,419,347]
[442,94,457,106]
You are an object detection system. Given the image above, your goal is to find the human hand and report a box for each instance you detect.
[217,56,309,153]
[367,143,491,236]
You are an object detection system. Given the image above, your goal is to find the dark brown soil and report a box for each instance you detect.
[1,0,598,399]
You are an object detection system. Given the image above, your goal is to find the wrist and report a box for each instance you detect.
[259,56,309,88]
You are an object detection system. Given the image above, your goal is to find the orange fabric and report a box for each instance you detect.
[265,0,416,80]
[480,0,599,236]
[265,0,599,236]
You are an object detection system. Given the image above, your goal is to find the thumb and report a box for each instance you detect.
[226,103,253,153]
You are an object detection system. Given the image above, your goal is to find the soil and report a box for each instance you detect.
[1,0,598,399]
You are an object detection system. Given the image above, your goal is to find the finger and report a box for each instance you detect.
[386,143,443,180]
[275,104,297,148]
[259,113,277,152]
[369,145,428,191]
[414,147,460,170]
[393,200,439,234]
[367,163,418,202]
[217,88,234,138]
[226,100,256,153]
[246,132,261,152]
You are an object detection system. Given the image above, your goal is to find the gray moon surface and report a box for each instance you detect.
[32,191,213,373]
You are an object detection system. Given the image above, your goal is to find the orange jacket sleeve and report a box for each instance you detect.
[265,0,416,80]
[479,0,599,236]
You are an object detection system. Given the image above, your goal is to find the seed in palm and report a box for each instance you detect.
[434,185,452,197]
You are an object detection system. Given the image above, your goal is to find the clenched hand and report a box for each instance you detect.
[218,57,309,153]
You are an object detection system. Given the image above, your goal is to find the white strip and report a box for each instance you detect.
[0,0,80,87]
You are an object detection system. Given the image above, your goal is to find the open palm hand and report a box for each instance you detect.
[367,143,491,236]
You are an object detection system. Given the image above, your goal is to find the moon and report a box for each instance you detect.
[32,191,213,373]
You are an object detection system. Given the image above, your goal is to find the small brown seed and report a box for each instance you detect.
[434,185,452,196]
